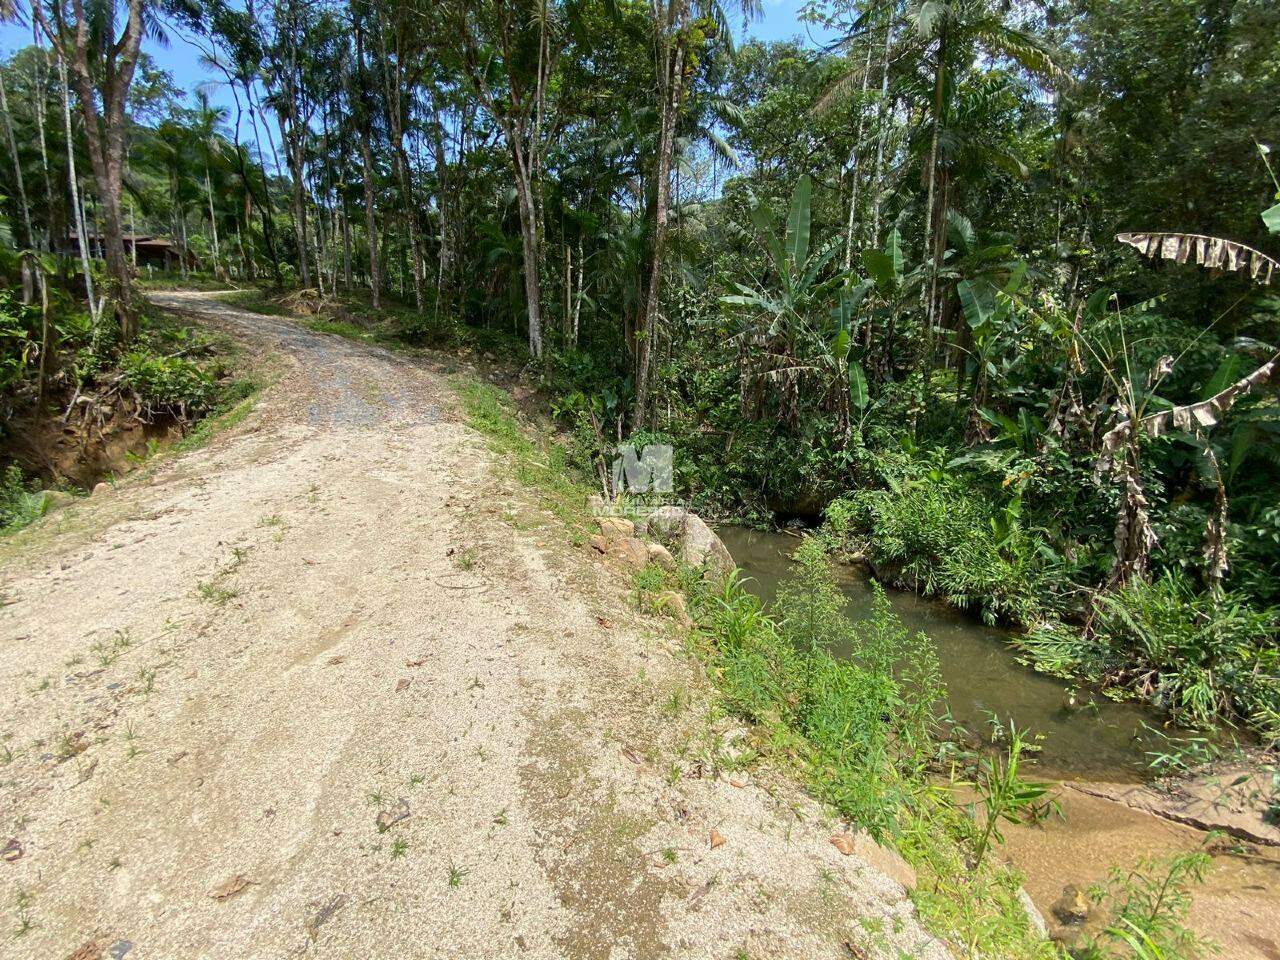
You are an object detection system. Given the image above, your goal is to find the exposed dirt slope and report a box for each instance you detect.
[0,292,950,960]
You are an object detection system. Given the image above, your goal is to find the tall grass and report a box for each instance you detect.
[1020,574,1279,739]
[830,483,1049,625]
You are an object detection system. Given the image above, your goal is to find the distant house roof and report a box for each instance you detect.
[74,232,179,249]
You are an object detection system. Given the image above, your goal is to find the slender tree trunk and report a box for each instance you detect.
[358,136,381,308]
[128,198,137,269]
[204,161,223,276]
[842,40,874,271]
[923,21,948,357]
[870,9,893,248]
[287,125,312,288]
[635,12,686,427]
[510,138,543,358]
[33,35,56,250]
[55,52,97,325]
[572,234,584,347]
[0,70,34,249]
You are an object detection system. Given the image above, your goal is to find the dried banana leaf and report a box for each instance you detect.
[1116,232,1278,284]
[1101,351,1280,453]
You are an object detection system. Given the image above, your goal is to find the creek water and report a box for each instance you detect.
[718,525,1172,782]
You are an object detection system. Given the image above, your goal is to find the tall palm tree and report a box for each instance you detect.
[191,90,229,277]
[903,0,1063,336]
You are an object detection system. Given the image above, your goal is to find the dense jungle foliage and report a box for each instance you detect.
[0,0,1277,742]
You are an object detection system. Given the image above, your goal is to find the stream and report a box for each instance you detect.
[718,525,1165,781]
[719,526,1280,958]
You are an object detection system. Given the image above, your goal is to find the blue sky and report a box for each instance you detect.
[0,0,836,128]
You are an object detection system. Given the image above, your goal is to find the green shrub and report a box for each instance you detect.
[120,351,215,416]
[1075,850,1214,960]
[0,290,38,393]
[835,480,1049,625]
[699,549,945,837]
[1020,574,1279,737]
[0,464,46,534]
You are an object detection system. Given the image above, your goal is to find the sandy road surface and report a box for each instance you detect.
[0,291,949,960]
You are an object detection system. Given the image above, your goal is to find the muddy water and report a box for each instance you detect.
[718,526,1165,781]
[720,526,1280,959]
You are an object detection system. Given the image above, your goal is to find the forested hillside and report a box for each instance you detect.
[2,0,1278,772]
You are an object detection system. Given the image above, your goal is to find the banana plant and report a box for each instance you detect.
[720,175,854,428]
[955,256,1029,441]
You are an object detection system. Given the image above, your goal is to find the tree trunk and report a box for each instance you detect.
[842,41,874,271]
[635,13,687,427]
[922,21,947,352]
[205,162,224,278]
[510,139,544,358]
[33,38,56,250]
[54,51,97,326]
[358,136,381,307]
[0,69,34,249]
[58,0,144,339]
[869,11,893,248]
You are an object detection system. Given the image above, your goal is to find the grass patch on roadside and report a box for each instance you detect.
[0,465,56,536]
[304,316,380,342]
[137,272,237,292]
[172,376,262,455]
[454,377,590,536]
[214,289,289,316]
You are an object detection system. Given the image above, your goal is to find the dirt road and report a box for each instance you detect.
[0,292,949,960]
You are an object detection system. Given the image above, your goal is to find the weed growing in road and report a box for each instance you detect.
[122,723,142,760]
[390,837,409,860]
[661,848,678,865]
[447,862,468,889]
[408,772,425,787]
[492,808,508,827]
[10,885,33,939]
[196,580,240,605]
[453,546,479,571]
[55,731,82,762]
[90,629,133,667]
[367,788,387,808]
[661,685,687,718]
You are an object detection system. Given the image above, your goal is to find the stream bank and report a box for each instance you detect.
[718,524,1280,960]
